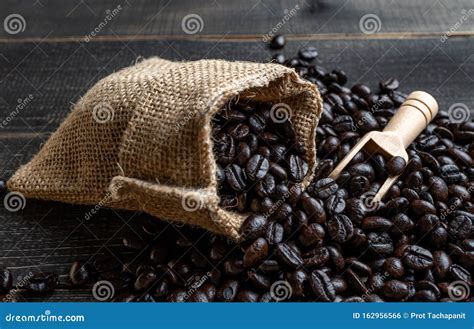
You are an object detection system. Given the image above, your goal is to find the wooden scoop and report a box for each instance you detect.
[329,91,439,203]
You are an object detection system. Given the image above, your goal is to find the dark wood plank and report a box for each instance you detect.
[0,37,472,301]
[1,0,474,40]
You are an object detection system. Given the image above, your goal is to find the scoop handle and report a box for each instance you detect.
[382,91,439,148]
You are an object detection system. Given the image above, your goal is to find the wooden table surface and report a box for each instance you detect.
[0,0,473,301]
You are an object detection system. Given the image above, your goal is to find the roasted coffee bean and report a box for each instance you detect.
[301,196,326,223]
[448,214,472,240]
[243,238,268,268]
[344,269,367,294]
[216,280,239,302]
[303,247,330,267]
[240,215,267,240]
[410,200,437,215]
[298,46,318,61]
[265,221,284,245]
[348,163,375,181]
[0,268,13,293]
[247,270,271,290]
[432,251,452,280]
[361,216,392,231]
[275,243,303,269]
[325,194,346,214]
[288,154,308,182]
[223,259,244,276]
[310,270,336,302]
[225,164,247,191]
[402,245,433,270]
[246,154,270,181]
[449,264,471,283]
[69,261,92,286]
[286,270,307,297]
[309,178,338,199]
[367,232,393,255]
[269,34,285,49]
[380,78,399,92]
[327,214,354,243]
[386,156,406,176]
[26,272,59,293]
[382,280,409,300]
[383,258,404,278]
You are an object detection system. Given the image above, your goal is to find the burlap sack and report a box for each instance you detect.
[8,57,323,240]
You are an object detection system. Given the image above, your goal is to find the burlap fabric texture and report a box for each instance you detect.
[8,57,323,240]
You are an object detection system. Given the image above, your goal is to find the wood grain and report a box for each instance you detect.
[1,0,474,40]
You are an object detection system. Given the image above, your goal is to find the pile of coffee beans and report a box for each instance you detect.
[213,101,308,214]
[2,36,472,302]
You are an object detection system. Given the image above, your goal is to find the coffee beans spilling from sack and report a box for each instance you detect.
[5,38,473,302]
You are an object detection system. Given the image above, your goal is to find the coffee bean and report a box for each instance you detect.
[327,214,354,243]
[380,78,399,92]
[240,214,267,240]
[309,178,338,199]
[402,245,433,270]
[26,272,59,293]
[243,238,268,268]
[361,216,393,231]
[269,34,285,49]
[275,243,303,269]
[246,154,269,181]
[387,156,406,176]
[367,232,393,255]
[448,214,472,240]
[303,247,330,267]
[216,280,239,302]
[286,270,307,297]
[288,154,308,182]
[69,261,92,286]
[310,270,336,302]
[265,221,284,245]
[298,46,318,61]
[0,268,12,293]
[301,196,326,223]
[383,258,404,278]
[382,280,409,300]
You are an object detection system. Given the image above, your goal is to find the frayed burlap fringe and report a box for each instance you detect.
[8,57,323,240]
